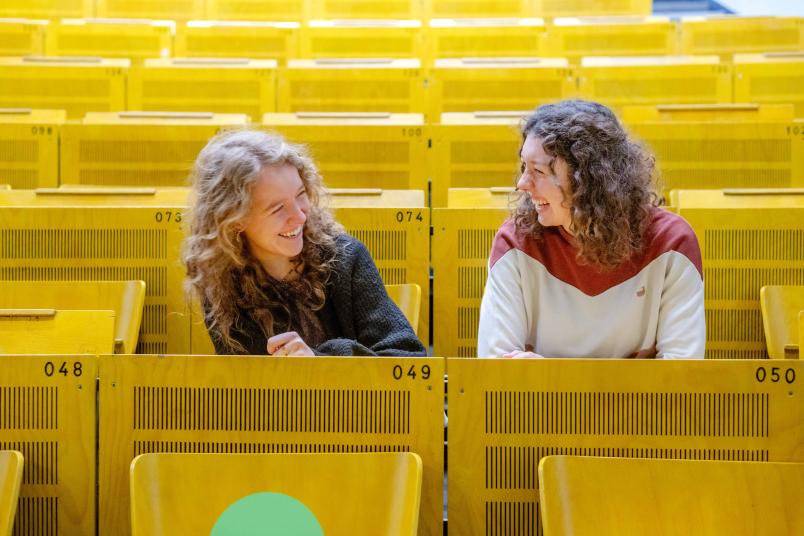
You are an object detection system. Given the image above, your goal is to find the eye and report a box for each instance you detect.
[269,205,283,215]
[296,190,308,198]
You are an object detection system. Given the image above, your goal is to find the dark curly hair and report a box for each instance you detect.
[513,100,661,269]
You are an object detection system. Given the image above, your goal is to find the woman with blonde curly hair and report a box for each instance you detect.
[478,100,705,359]
[184,129,425,357]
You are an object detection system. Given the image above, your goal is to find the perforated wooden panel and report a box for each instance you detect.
[578,56,731,112]
[60,112,249,187]
[448,358,804,535]
[428,59,575,124]
[0,0,91,18]
[99,355,444,536]
[261,113,427,191]
[541,17,678,64]
[312,0,420,18]
[675,190,804,359]
[425,19,545,67]
[206,0,308,20]
[45,20,173,64]
[0,109,63,190]
[431,113,522,207]
[681,16,804,58]
[0,206,189,355]
[278,59,425,114]
[0,355,96,536]
[734,54,804,119]
[300,20,423,59]
[175,22,300,63]
[433,207,508,357]
[626,120,802,195]
[0,20,46,56]
[425,0,530,18]
[96,0,204,20]
[0,58,128,120]
[532,0,650,17]
[129,59,277,122]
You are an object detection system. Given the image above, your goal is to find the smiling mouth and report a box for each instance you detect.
[279,226,302,238]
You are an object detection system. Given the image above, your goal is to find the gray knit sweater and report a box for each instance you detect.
[207,234,427,357]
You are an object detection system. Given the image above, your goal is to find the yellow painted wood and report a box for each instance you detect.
[96,0,204,20]
[300,20,424,59]
[175,21,300,63]
[578,55,732,112]
[760,286,804,360]
[0,280,145,354]
[129,59,277,122]
[0,355,96,535]
[0,108,64,189]
[447,358,804,535]
[799,311,803,359]
[0,0,92,18]
[734,53,804,118]
[0,205,189,354]
[312,0,420,18]
[424,0,531,19]
[431,112,523,206]
[278,59,424,114]
[424,18,545,67]
[622,105,803,195]
[541,16,678,65]
[681,16,804,59]
[206,0,308,21]
[428,58,575,123]
[0,309,115,354]
[447,187,515,208]
[385,283,421,335]
[262,112,427,192]
[45,19,174,64]
[0,19,46,56]
[0,185,190,205]
[0,57,128,119]
[130,452,422,535]
[99,355,444,536]
[539,456,804,536]
[432,206,508,357]
[532,0,651,18]
[0,451,23,536]
[60,112,249,187]
[675,189,804,359]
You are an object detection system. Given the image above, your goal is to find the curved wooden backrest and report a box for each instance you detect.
[539,456,804,536]
[0,450,24,536]
[130,452,422,536]
[760,285,804,359]
[385,283,421,335]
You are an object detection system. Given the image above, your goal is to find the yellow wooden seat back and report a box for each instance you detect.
[130,452,422,536]
[385,283,421,336]
[0,309,116,354]
[0,451,23,536]
[0,281,145,354]
[538,455,804,536]
[800,311,804,359]
[760,285,804,359]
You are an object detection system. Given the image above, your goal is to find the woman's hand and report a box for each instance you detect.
[267,331,314,356]
[502,350,545,359]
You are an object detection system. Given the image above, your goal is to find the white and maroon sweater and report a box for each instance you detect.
[477,208,705,359]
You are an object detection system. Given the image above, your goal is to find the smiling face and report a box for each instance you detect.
[516,134,573,233]
[240,164,310,279]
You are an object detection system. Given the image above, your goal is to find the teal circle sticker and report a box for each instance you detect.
[211,492,323,536]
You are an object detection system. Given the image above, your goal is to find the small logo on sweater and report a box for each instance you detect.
[636,286,646,298]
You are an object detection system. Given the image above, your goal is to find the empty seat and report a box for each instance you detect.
[0,108,65,189]
[0,0,90,18]
[96,0,203,20]
[301,19,423,59]
[760,285,804,359]
[0,309,116,354]
[532,0,650,17]
[734,53,804,118]
[175,21,300,63]
[425,18,545,66]
[0,450,23,536]
[0,18,47,56]
[681,15,804,58]
[45,19,173,63]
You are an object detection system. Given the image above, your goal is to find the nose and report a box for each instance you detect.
[288,200,307,224]
[516,172,533,192]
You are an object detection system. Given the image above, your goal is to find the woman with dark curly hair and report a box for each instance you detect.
[477,100,705,359]
[183,129,425,357]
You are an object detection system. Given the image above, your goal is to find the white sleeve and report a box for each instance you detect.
[477,250,531,357]
[656,252,706,359]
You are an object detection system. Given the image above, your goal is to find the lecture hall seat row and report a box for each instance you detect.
[0,187,802,358]
[1,51,803,122]
[0,354,802,535]
[1,15,802,64]
[1,104,803,205]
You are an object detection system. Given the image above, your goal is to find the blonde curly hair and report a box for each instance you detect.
[513,100,661,269]
[183,129,343,352]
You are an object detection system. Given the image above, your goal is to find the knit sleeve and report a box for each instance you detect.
[314,240,427,357]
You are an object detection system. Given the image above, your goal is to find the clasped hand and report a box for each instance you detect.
[266,331,314,356]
